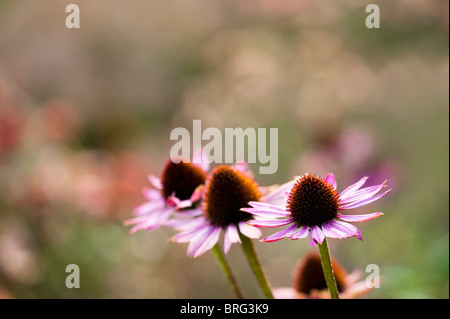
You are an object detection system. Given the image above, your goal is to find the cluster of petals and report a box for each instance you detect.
[242,173,390,247]
[168,163,264,258]
[123,150,209,233]
[125,147,389,256]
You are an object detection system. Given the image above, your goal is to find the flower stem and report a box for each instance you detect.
[317,237,340,299]
[239,233,274,299]
[212,244,244,299]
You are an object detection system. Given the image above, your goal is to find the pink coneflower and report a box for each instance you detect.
[170,164,263,258]
[242,173,390,247]
[124,150,209,233]
[274,252,376,299]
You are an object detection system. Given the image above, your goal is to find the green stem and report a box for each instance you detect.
[239,233,274,299]
[212,244,244,299]
[317,237,340,299]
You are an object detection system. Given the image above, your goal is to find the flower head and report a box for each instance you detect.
[274,251,376,299]
[124,150,209,233]
[242,173,390,246]
[170,164,264,258]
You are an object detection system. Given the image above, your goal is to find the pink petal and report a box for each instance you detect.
[173,208,203,218]
[192,148,210,172]
[322,220,358,239]
[164,210,204,229]
[339,176,368,199]
[170,221,208,242]
[189,185,204,203]
[238,221,261,239]
[186,225,214,254]
[337,212,384,222]
[339,180,387,204]
[320,223,344,239]
[232,161,248,173]
[176,199,194,209]
[241,208,289,219]
[260,179,297,204]
[288,226,309,240]
[129,208,173,234]
[247,218,294,228]
[246,202,291,214]
[148,174,163,190]
[325,173,337,189]
[123,215,148,227]
[340,189,391,210]
[309,225,325,247]
[224,224,241,253]
[261,223,298,242]
[142,187,162,201]
[167,193,180,207]
[273,287,297,299]
[189,226,222,258]
[324,220,363,241]
[133,199,166,216]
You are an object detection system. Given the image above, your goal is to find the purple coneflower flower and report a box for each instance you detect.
[274,252,376,299]
[124,150,209,233]
[242,173,390,247]
[170,164,264,258]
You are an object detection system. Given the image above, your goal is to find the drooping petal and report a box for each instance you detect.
[288,226,309,240]
[174,208,204,218]
[123,215,148,227]
[186,225,215,255]
[247,218,294,228]
[164,210,204,229]
[173,214,206,229]
[339,176,368,199]
[325,173,337,190]
[340,189,391,210]
[170,221,209,242]
[321,220,361,239]
[337,212,384,223]
[197,227,223,257]
[261,223,298,242]
[133,199,166,216]
[129,207,173,234]
[238,221,261,239]
[224,224,241,253]
[324,220,363,241]
[189,226,222,258]
[309,225,325,247]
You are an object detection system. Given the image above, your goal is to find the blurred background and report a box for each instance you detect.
[0,0,448,299]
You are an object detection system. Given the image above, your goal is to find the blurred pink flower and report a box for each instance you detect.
[41,99,80,141]
[0,105,23,158]
[124,150,209,233]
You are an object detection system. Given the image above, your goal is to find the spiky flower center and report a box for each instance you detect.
[160,160,206,201]
[287,174,340,227]
[294,252,347,295]
[204,165,261,228]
